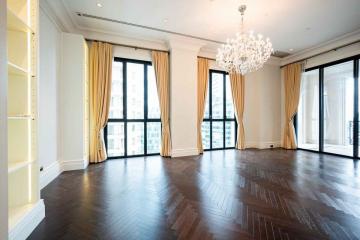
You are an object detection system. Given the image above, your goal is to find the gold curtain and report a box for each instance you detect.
[282,63,302,149]
[152,51,171,157]
[197,58,209,153]
[89,42,113,163]
[229,73,245,150]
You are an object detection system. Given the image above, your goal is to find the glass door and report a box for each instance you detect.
[202,70,236,150]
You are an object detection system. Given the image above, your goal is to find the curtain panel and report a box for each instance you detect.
[151,51,171,157]
[229,73,246,150]
[282,62,302,149]
[197,58,209,153]
[89,42,113,163]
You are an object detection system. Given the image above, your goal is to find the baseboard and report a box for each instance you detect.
[40,161,62,189]
[62,158,89,171]
[9,200,45,240]
[172,148,199,157]
[245,141,281,149]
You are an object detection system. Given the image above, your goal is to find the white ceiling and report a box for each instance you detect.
[60,0,360,54]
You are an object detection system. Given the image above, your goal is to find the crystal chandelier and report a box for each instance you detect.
[216,5,273,75]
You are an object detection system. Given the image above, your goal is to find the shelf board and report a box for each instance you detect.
[8,115,34,120]
[9,203,36,231]
[7,8,33,33]
[8,61,28,76]
[8,161,34,174]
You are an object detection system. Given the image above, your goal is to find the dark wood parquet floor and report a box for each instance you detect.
[28,149,360,240]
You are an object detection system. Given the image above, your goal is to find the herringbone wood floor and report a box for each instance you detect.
[29,149,360,240]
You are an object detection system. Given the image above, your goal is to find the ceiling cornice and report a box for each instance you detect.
[42,0,360,65]
[41,0,77,33]
[79,28,169,51]
[280,29,360,66]
[39,0,65,31]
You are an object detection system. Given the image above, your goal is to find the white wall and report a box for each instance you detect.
[39,8,61,176]
[60,33,88,170]
[169,41,202,156]
[244,64,282,148]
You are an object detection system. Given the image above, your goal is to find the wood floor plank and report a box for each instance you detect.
[28,149,360,240]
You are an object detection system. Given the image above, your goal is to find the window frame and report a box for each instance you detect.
[203,69,237,151]
[104,57,161,159]
[295,54,360,159]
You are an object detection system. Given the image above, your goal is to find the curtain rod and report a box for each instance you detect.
[198,56,216,61]
[280,39,360,68]
[86,38,170,53]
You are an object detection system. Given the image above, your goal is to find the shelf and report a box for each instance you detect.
[8,115,34,120]
[8,61,28,76]
[7,8,33,33]
[9,203,36,230]
[8,161,34,174]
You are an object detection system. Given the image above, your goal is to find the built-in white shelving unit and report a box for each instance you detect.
[6,0,44,239]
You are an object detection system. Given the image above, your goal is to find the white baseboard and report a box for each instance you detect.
[9,200,45,240]
[245,141,281,149]
[62,158,89,171]
[40,161,62,189]
[172,148,199,158]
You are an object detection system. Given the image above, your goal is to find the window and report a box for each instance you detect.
[105,58,161,158]
[297,55,360,158]
[297,69,319,151]
[202,70,237,150]
[323,61,354,156]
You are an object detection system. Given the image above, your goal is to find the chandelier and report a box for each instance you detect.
[216,5,273,75]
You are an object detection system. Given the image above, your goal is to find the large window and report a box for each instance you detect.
[297,55,360,157]
[105,58,161,158]
[298,69,319,150]
[202,70,237,150]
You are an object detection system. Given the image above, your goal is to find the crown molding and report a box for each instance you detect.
[40,0,77,32]
[40,0,359,67]
[280,29,360,66]
[79,28,169,51]
[39,0,62,32]
[167,36,206,52]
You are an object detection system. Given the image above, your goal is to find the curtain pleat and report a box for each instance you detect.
[197,58,209,154]
[229,73,245,150]
[152,51,171,157]
[89,42,113,163]
[282,63,302,149]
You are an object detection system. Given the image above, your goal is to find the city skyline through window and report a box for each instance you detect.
[105,58,161,158]
[202,70,237,150]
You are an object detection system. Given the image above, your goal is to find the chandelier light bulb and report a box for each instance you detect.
[216,5,274,75]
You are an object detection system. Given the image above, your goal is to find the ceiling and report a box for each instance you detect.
[59,0,360,55]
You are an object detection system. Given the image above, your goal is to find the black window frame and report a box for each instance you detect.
[295,54,360,159]
[203,70,238,151]
[105,57,161,159]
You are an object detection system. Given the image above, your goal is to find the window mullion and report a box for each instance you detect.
[124,61,128,157]
[144,64,148,155]
[209,71,213,150]
[354,59,359,157]
[223,72,226,149]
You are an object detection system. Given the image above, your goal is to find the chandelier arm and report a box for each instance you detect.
[216,5,274,75]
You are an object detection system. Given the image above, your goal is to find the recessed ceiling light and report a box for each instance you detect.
[163,18,168,23]
[97,3,103,7]
[289,48,294,52]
